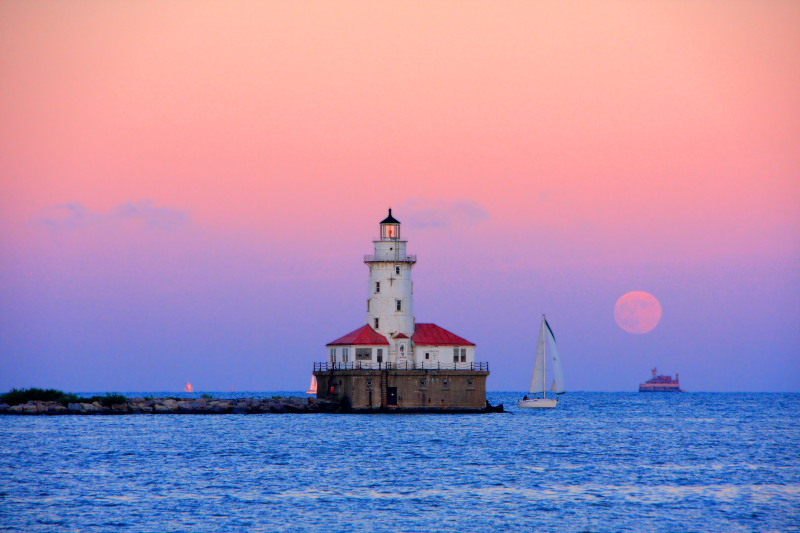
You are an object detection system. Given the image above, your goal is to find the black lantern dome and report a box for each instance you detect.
[380,208,400,239]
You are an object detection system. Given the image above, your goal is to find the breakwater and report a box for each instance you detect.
[0,397,504,415]
[0,396,338,415]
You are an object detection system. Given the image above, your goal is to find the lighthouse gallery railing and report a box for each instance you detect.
[313,361,489,372]
[363,254,417,263]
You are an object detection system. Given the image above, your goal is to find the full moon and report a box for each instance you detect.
[614,291,662,334]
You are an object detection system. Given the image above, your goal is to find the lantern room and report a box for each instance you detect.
[380,208,401,240]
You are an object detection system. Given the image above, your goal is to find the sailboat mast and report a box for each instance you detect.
[542,316,547,400]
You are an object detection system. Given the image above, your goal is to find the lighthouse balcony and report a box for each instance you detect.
[363,254,417,263]
[314,361,489,372]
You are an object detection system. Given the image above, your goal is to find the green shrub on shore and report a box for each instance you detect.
[95,394,127,407]
[1,388,81,406]
[0,388,127,407]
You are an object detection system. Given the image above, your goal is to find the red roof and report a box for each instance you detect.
[394,333,409,339]
[327,324,389,346]
[412,323,475,346]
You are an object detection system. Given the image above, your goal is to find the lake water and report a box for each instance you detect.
[1,392,798,532]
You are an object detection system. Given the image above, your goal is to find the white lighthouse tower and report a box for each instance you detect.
[325,209,476,371]
[365,209,416,364]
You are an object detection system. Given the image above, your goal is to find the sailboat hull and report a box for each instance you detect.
[518,398,558,409]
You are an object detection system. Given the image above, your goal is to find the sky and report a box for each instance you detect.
[1,1,798,392]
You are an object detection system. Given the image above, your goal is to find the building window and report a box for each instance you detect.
[343,348,349,362]
[356,348,371,361]
[396,299,402,311]
[395,266,400,275]
[425,352,430,360]
[419,379,427,388]
[375,281,380,293]
[367,299,370,312]
[467,379,475,390]
[376,349,383,363]
[367,380,373,389]
[461,348,467,362]
[442,379,450,389]
[374,318,379,329]
[453,348,458,363]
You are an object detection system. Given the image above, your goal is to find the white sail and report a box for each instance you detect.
[529,318,548,394]
[306,375,317,394]
[545,319,565,394]
[519,314,565,409]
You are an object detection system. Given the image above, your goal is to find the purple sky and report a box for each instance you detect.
[1,2,798,392]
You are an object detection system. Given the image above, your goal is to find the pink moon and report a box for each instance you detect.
[614,291,663,334]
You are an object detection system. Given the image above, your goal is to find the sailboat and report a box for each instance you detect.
[306,375,318,395]
[518,315,565,409]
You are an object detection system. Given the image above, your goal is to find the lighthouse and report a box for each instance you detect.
[316,209,488,412]
[365,209,416,364]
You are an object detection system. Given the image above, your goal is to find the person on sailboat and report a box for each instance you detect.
[523,395,529,401]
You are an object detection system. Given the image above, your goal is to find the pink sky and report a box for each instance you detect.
[1,2,798,391]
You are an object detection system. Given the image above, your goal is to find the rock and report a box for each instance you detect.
[0,403,9,412]
[82,403,100,413]
[22,403,40,413]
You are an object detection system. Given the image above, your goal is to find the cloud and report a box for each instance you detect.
[401,199,490,229]
[36,200,189,231]
[112,200,188,229]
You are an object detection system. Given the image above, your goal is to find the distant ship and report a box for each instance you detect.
[184,382,194,393]
[639,368,683,392]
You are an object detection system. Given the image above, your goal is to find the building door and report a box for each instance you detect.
[387,387,398,405]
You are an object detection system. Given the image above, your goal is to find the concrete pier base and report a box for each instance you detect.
[314,368,491,411]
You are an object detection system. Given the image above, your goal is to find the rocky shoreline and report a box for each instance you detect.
[0,396,339,415]
[0,397,505,415]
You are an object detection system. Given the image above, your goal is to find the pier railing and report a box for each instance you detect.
[313,361,489,372]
